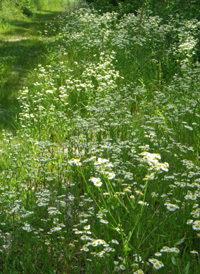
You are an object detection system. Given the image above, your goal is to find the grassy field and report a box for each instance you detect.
[0,0,77,130]
[0,0,200,273]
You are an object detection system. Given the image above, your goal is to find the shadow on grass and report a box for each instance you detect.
[2,11,62,37]
[0,10,63,131]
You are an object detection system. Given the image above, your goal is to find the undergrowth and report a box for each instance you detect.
[0,0,200,273]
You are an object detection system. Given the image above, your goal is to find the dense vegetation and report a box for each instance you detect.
[0,0,200,273]
[85,0,200,19]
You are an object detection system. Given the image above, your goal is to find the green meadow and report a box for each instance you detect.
[0,0,200,273]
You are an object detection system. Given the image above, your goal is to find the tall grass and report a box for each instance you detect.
[0,1,200,273]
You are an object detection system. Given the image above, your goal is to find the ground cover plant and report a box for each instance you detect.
[0,0,200,273]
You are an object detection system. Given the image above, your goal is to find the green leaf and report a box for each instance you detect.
[175,237,185,246]
[184,262,190,274]
[171,256,177,266]
[123,244,131,253]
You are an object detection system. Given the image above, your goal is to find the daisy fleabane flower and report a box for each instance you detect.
[165,202,179,211]
[89,177,103,187]
[69,158,82,166]
[149,258,164,270]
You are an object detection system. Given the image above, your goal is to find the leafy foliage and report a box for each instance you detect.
[85,0,200,19]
